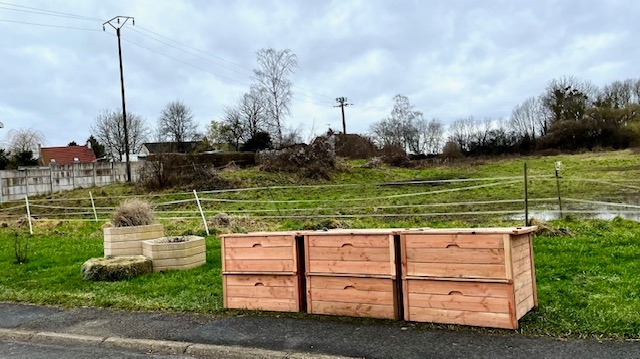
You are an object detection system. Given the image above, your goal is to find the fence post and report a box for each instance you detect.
[25,195,33,235]
[524,162,529,226]
[92,162,97,187]
[90,191,98,222]
[49,166,54,195]
[24,169,29,198]
[555,161,563,218]
[194,189,210,236]
[0,170,3,203]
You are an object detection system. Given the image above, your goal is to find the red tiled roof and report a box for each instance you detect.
[40,145,97,165]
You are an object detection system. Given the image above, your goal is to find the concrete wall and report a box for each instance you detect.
[0,162,143,202]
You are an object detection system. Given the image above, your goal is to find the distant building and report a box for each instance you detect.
[140,141,202,156]
[39,145,96,166]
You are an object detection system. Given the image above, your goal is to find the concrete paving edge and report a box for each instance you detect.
[0,328,354,359]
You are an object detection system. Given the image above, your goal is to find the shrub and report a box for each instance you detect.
[111,199,155,227]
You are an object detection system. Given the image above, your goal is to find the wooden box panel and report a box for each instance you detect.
[510,233,537,319]
[305,233,395,277]
[403,279,517,329]
[221,233,297,274]
[223,274,301,312]
[402,233,507,280]
[307,275,397,320]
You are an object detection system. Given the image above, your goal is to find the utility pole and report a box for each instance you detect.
[103,16,134,182]
[334,97,352,134]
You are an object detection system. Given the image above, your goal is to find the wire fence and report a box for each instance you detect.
[5,170,640,235]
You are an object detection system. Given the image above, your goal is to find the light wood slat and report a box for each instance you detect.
[407,307,514,329]
[224,274,296,287]
[405,248,504,264]
[308,260,393,277]
[309,276,392,291]
[406,280,511,298]
[308,247,390,262]
[406,262,506,279]
[407,292,510,313]
[311,301,395,319]
[225,247,294,260]
[403,234,504,249]
[225,285,296,299]
[226,297,297,312]
[225,259,296,273]
[307,234,390,248]
[223,236,293,248]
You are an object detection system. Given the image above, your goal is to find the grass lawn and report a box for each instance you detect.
[1,217,640,339]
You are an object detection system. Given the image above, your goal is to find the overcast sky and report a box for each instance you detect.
[1,0,639,148]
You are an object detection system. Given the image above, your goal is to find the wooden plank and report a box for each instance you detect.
[307,234,390,248]
[222,275,228,307]
[406,262,506,279]
[388,235,396,278]
[405,248,504,264]
[223,236,293,248]
[226,297,297,312]
[407,292,510,313]
[224,274,296,287]
[311,287,393,305]
[407,307,515,329]
[309,276,393,292]
[225,259,296,273]
[225,285,296,299]
[528,235,538,307]
[403,234,503,249]
[310,301,395,319]
[503,234,513,282]
[220,237,226,272]
[514,270,532,290]
[406,280,510,298]
[512,256,532,276]
[307,247,390,262]
[515,281,534,304]
[308,260,393,276]
[225,247,294,260]
[516,295,535,319]
[403,227,537,236]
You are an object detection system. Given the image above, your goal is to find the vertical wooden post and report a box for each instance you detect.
[193,190,210,236]
[524,162,529,226]
[25,195,33,235]
[90,191,98,222]
[92,162,97,188]
[555,162,563,219]
[24,170,29,198]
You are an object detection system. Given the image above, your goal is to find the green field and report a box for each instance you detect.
[2,150,640,339]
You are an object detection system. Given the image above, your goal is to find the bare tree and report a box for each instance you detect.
[447,117,478,153]
[238,88,267,138]
[158,100,198,143]
[422,118,444,155]
[253,48,298,145]
[91,109,149,161]
[540,75,596,125]
[509,97,545,139]
[369,94,425,153]
[6,128,45,155]
[219,106,245,150]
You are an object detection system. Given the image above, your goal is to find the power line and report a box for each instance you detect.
[0,18,100,31]
[0,1,101,21]
[0,5,101,21]
[134,24,335,101]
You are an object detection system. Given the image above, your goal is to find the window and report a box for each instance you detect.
[73,157,79,162]
[50,159,56,163]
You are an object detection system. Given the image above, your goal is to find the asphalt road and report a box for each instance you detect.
[1,303,639,359]
[0,339,195,359]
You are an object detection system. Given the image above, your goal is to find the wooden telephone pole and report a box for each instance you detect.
[334,97,352,134]
[103,16,135,182]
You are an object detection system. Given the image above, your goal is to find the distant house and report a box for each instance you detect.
[39,145,97,166]
[140,141,202,156]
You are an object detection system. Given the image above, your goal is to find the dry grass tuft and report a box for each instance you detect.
[111,199,155,227]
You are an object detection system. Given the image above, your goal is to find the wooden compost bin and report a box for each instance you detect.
[304,229,401,320]
[142,236,206,272]
[400,227,538,329]
[221,231,303,313]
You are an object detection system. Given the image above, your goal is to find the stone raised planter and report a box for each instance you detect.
[142,235,206,272]
[104,224,165,257]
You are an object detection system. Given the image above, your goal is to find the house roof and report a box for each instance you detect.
[40,145,97,165]
[142,141,202,154]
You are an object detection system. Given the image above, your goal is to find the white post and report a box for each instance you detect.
[193,189,210,236]
[25,195,33,235]
[90,191,98,222]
